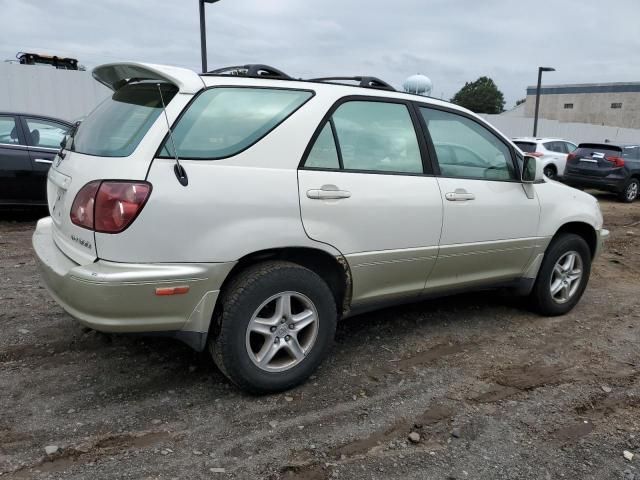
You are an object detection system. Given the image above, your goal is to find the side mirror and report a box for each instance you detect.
[521,155,544,183]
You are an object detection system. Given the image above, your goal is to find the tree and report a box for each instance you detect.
[515,98,526,106]
[450,77,505,114]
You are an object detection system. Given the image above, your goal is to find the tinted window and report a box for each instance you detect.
[72,82,178,157]
[163,88,312,159]
[24,118,69,149]
[565,142,577,153]
[514,141,537,153]
[421,108,515,180]
[573,144,622,159]
[331,101,422,173]
[305,123,340,169]
[543,141,562,153]
[622,145,640,160]
[0,116,20,145]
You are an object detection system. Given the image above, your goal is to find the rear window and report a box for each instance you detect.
[71,82,178,157]
[622,145,640,159]
[514,141,537,153]
[574,143,622,158]
[161,87,313,160]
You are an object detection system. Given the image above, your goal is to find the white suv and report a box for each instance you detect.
[33,63,608,393]
[513,137,578,180]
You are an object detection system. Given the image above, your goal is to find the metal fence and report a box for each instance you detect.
[481,114,640,144]
[0,63,110,121]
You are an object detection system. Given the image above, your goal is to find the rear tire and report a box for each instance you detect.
[543,165,557,180]
[618,178,639,203]
[209,261,337,394]
[529,234,591,316]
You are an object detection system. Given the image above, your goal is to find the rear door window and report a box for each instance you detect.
[24,118,69,149]
[302,100,424,174]
[162,87,313,159]
[622,145,640,160]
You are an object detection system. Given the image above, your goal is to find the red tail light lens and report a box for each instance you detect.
[605,155,625,167]
[70,181,151,233]
[567,153,577,162]
[70,181,100,229]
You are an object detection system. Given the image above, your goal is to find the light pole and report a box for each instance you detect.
[199,0,221,74]
[533,66,555,137]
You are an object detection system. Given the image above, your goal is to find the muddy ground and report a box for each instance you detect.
[1,193,639,480]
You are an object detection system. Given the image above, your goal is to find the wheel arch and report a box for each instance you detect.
[209,247,352,338]
[552,221,597,258]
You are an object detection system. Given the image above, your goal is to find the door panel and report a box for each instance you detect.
[418,106,541,291]
[298,170,443,302]
[427,178,540,290]
[22,117,70,204]
[0,115,32,204]
[298,98,443,304]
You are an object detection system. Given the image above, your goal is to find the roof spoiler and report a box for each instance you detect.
[92,62,205,94]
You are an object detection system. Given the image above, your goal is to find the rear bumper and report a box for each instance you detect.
[32,217,235,350]
[562,173,626,192]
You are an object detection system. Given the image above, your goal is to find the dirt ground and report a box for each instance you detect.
[1,192,639,480]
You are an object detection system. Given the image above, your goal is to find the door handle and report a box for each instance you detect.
[445,189,475,201]
[307,185,351,200]
[34,158,53,164]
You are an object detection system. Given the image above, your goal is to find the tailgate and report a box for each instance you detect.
[566,143,622,177]
[45,62,203,265]
[47,151,152,264]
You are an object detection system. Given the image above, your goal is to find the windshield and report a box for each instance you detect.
[71,82,178,157]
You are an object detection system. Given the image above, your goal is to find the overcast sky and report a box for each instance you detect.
[1,0,638,108]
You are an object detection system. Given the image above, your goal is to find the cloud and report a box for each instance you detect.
[0,0,638,107]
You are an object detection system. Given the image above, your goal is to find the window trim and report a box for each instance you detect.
[299,95,434,176]
[0,114,26,147]
[414,102,522,183]
[155,85,316,161]
[21,115,71,150]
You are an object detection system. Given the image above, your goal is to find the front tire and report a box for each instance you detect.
[530,234,591,316]
[618,178,639,203]
[209,261,337,394]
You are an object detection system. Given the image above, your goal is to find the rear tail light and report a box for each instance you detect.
[605,155,625,168]
[70,181,151,233]
[526,151,544,157]
[567,153,578,162]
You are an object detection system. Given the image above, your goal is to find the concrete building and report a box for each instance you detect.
[524,82,640,129]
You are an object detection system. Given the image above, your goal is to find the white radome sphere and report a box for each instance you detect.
[403,74,433,96]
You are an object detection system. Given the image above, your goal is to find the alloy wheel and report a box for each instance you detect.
[549,251,583,304]
[245,291,319,372]
[626,181,639,201]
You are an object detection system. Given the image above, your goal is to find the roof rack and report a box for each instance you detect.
[203,64,396,92]
[308,76,395,91]
[206,64,292,80]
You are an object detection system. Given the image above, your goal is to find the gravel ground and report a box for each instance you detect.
[1,193,639,480]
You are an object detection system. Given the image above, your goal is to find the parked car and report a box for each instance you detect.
[563,143,640,202]
[513,137,577,180]
[33,62,608,393]
[0,112,72,206]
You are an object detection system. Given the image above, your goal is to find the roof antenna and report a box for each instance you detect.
[157,83,188,187]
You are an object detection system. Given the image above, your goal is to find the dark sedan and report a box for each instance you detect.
[0,112,72,206]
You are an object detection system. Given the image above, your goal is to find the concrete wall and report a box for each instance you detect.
[523,83,640,129]
[481,114,640,145]
[0,63,110,122]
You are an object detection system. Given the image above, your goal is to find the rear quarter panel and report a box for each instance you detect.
[94,92,344,263]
